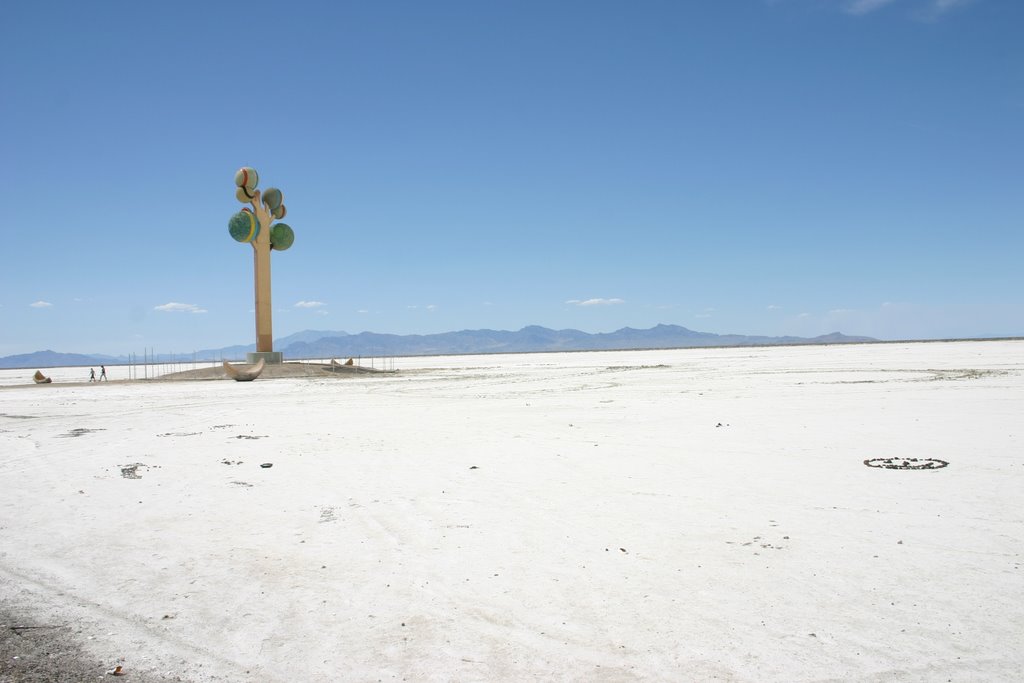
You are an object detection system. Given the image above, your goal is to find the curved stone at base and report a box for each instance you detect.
[33,370,52,384]
[223,358,266,382]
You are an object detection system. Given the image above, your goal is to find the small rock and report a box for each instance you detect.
[469,465,479,470]
[260,463,273,468]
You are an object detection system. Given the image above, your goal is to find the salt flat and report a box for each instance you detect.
[1,341,1021,682]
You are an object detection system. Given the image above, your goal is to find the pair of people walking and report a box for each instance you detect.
[89,366,107,382]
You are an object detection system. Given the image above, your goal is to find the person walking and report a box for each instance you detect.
[100,365,107,381]
[89,368,96,382]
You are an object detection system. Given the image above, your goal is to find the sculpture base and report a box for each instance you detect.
[247,351,283,365]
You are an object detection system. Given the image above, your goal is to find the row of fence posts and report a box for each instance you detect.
[125,349,222,380]
[361,356,396,371]
[329,356,396,372]
[122,352,396,380]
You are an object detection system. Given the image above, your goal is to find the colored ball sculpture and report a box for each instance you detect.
[234,167,259,191]
[228,167,298,358]
[228,167,295,248]
[262,187,283,210]
[228,209,260,242]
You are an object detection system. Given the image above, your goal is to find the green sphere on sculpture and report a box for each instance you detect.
[270,223,294,251]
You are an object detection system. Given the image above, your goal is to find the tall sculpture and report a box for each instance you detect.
[228,167,295,364]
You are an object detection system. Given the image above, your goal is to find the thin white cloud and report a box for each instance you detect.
[845,0,973,17]
[798,312,811,318]
[357,309,369,314]
[566,298,625,307]
[30,301,53,308]
[828,308,855,315]
[426,304,437,311]
[914,0,974,20]
[315,310,329,317]
[846,0,899,15]
[767,304,782,310]
[931,0,971,13]
[154,302,207,314]
[295,300,326,308]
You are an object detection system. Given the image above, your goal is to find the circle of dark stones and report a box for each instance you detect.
[864,457,948,470]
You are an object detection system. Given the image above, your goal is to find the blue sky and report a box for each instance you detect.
[1,0,1021,356]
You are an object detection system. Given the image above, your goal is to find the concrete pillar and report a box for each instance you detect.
[250,193,278,360]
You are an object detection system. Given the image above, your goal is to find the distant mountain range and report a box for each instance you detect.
[0,325,877,369]
[279,325,876,358]
[0,350,124,370]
